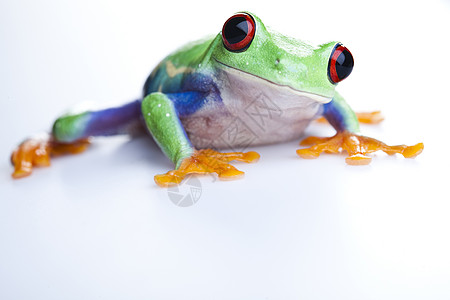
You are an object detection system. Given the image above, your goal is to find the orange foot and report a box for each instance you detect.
[11,134,90,179]
[317,111,384,124]
[296,131,424,165]
[154,149,260,187]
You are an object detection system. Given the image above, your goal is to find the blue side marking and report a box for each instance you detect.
[167,92,206,117]
[143,65,223,117]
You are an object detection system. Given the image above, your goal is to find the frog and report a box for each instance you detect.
[10,12,424,187]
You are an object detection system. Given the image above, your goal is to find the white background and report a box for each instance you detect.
[1,0,449,299]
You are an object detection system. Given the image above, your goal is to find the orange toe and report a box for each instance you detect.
[297,131,423,164]
[154,149,260,187]
[11,135,90,179]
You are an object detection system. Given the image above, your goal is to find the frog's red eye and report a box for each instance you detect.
[222,13,256,52]
[328,44,354,84]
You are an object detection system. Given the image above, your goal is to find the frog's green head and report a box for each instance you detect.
[211,12,354,103]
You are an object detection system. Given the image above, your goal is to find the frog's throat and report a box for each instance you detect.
[213,58,332,104]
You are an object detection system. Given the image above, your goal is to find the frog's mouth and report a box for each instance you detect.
[213,58,332,104]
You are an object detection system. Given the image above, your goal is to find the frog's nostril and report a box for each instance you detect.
[328,44,354,84]
[275,58,280,65]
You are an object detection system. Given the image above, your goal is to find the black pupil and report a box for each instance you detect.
[224,17,249,44]
[335,49,354,80]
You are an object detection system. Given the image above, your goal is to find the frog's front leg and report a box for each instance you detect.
[297,92,424,165]
[141,92,259,187]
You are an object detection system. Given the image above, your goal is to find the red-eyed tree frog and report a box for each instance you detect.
[11,12,424,187]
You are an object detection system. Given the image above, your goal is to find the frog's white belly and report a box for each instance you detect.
[181,66,329,150]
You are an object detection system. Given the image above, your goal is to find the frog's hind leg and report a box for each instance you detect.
[354,111,384,124]
[11,100,142,178]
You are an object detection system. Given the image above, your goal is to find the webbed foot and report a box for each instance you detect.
[297,131,423,165]
[11,134,90,178]
[154,149,260,187]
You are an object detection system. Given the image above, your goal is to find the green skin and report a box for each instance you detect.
[52,12,359,169]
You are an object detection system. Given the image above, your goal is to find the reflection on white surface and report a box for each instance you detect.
[1,0,449,299]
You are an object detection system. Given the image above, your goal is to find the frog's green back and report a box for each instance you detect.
[165,35,216,66]
[143,35,217,95]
